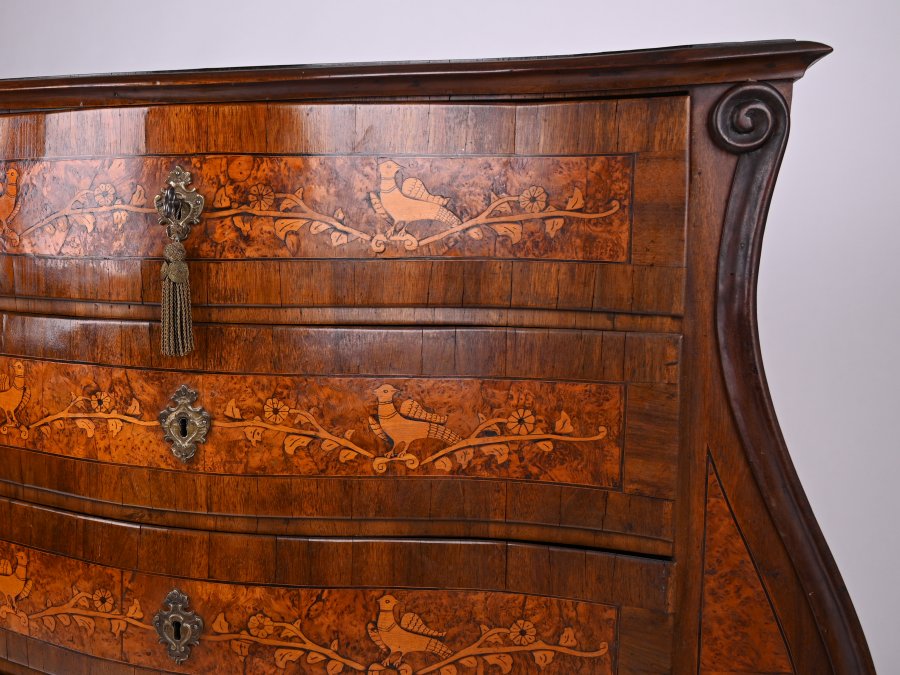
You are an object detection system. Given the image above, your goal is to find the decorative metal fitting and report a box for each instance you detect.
[159,385,211,463]
[155,165,204,242]
[153,589,204,664]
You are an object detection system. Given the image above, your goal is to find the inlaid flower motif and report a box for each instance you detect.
[519,186,547,213]
[508,618,536,645]
[264,398,289,424]
[248,184,275,211]
[248,613,274,638]
[92,588,114,612]
[94,183,116,206]
[90,391,112,413]
[506,408,535,435]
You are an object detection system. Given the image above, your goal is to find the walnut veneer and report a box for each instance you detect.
[0,41,874,674]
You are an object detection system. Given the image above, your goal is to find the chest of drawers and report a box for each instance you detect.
[0,41,873,674]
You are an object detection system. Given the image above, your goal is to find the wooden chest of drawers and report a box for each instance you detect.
[0,41,873,674]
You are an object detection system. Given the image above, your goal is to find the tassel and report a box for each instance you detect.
[160,240,194,356]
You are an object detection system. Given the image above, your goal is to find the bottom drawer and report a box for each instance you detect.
[0,506,672,674]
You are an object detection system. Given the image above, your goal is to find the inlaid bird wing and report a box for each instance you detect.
[368,192,391,221]
[400,177,450,206]
[368,415,390,443]
[16,578,32,601]
[400,611,446,638]
[399,399,447,424]
[0,559,11,576]
[366,621,388,651]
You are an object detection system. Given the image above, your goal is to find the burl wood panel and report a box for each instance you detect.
[699,461,793,674]
[0,537,674,673]
[0,356,621,484]
[0,154,630,261]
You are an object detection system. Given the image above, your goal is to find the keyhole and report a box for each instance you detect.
[172,620,182,641]
[179,416,188,438]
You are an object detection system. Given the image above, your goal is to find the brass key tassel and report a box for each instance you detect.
[155,167,204,357]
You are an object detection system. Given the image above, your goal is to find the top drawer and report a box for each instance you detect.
[0,97,686,268]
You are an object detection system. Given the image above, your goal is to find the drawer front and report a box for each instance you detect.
[0,513,672,674]
[0,321,679,553]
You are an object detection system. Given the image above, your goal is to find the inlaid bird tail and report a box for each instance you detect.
[425,638,454,659]
[435,206,462,227]
[427,424,461,445]
[401,612,446,638]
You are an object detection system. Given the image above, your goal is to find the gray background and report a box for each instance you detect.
[1,0,896,670]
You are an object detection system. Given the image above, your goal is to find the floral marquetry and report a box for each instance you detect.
[0,543,616,674]
[0,155,631,260]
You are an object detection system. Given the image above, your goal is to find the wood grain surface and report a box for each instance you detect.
[0,39,873,675]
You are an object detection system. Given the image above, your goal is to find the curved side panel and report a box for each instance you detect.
[712,82,874,673]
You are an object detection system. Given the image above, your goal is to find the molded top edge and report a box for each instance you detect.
[0,39,831,112]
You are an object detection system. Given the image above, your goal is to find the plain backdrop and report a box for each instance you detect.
[0,0,896,670]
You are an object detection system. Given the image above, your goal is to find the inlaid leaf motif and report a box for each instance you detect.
[331,231,349,247]
[57,614,71,627]
[544,217,565,238]
[338,449,358,463]
[75,418,95,437]
[39,426,50,437]
[559,626,577,647]
[533,650,556,668]
[232,216,251,236]
[434,456,453,472]
[212,612,230,633]
[322,439,339,452]
[307,651,326,664]
[490,222,523,243]
[71,213,95,233]
[535,440,554,452]
[224,399,243,420]
[41,615,55,630]
[467,226,484,239]
[327,660,345,674]
[275,218,309,241]
[244,424,263,447]
[454,447,474,468]
[566,188,585,210]
[482,443,510,464]
[310,222,330,234]
[554,412,574,435]
[275,648,304,669]
[440,665,457,675]
[126,598,143,620]
[130,185,146,206]
[284,434,312,455]
[483,654,513,673]
[126,398,141,416]
[459,657,478,667]
[107,417,123,436]
[111,618,126,637]
[73,615,95,635]
[230,639,251,660]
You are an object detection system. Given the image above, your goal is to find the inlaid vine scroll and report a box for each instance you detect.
[0,544,613,673]
[0,155,631,259]
[0,358,622,485]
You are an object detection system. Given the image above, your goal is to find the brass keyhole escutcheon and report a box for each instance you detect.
[158,385,211,463]
[153,589,203,664]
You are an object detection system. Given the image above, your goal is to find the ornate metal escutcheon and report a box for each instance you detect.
[159,385,211,463]
[154,165,205,241]
[153,589,204,664]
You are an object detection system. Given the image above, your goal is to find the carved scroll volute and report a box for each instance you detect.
[711,83,875,674]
